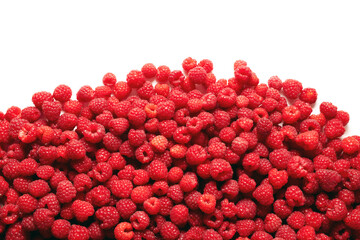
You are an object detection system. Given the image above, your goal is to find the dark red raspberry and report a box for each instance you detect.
[95,206,120,230]
[56,180,76,203]
[68,225,89,240]
[51,219,71,239]
[72,200,95,222]
[160,222,180,240]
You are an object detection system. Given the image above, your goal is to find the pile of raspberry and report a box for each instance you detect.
[0,58,360,240]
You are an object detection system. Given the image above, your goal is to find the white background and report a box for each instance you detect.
[0,1,359,136]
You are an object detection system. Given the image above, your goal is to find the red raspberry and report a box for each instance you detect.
[0,204,19,225]
[242,152,260,172]
[160,222,180,240]
[236,220,256,238]
[286,211,305,229]
[282,105,301,124]
[169,204,189,226]
[335,110,350,125]
[126,70,145,88]
[28,179,50,198]
[56,180,76,203]
[38,193,60,215]
[113,82,130,101]
[282,79,303,99]
[42,100,62,122]
[285,185,305,207]
[210,158,233,181]
[102,72,117,87]
[20,106,41,123]
[234,65,252,84]
[198,59,213,73]
[315,169,341,192]
[238,174,256,193]
[345,209,360,230]
[32,91,53,109]
[185,144,207,165]
[342,136,360,154]
[300,87,317,104]
[131,185,152,204]
[264,213,282,233]
[326,198,347,221]
[198,193,216,214]
[295,130,319,150]
[182,57,197,72]
[33,208,55,231]
[51,219,71,239]
[111,179,133,198]
[287,156,313,179]
[140,63,156,78]
[53,84,72,102]
[71,200,95,222]
[231,137,249,155]
[252,183,274,206]
[155,65,170,83]
[95,206,120,230]
[68,225,89,240]
[268,168,288,189]
[324,119,345,139]
[297,226,316,240]
[179,172,198,193]
[320,102,337,119]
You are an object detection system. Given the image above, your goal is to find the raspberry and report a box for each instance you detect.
[300,88,317,104]
[66,139,86,160]
[320,102,337,119]
[126,70,145,88]
[102,72,117,86]
[238,173,256,193]
[41,101,61,122]
[324,119,345,139]
[51,219,71,239]
[182,57,197,72]
[202,229,222,240]
[242,152,260,172]
[32,91,53,109]
[264,213,282,233]
[0,204,19,225]
[282,105,301,124]
[210,158,233,181]
[269,168,288,189]
[28,179,50,198]
[231,137,249,155]
[160,222,180,240]
[72,200,95,222]
[114,81,131,100]
[170,204,189,226]
[252,183,274,206]
[186,144,207,165]
[95,206,120,230]
[236,219,255,237]
[342,136,360,154]
[198,193,216,214]
[297,226,316,240]
[114,222,134,240]
[21,106,41,122]
[156,65,171,83]
[53,84,72,102]
[33,208,55,231]
[287,211,305,229]
[131,185,152,204]
[285,185,306,207]
[326,198,347,221]
[56,180,76,203]
[68,225,89,240]
[315,169,341,192]
[38,193,60,215]
[282,79,303,99]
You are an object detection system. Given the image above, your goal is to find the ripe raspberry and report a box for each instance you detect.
[326,198,347,221]
[316,169,341,192]
[56,180,76,203]
[102,72,116,87]
[179,172,198,192]
[198,193,216,214]
[264,213,282,233]
[160,222,180,240]
[0,204,19,225]
[210,158,233,181]
[95,206,120,230]
[252,183,274,206]
[300,87,317,104]
[324,119,345,139]
[131,185,152,204]
[68,225,89,240]
[38,193,60,215]
[342,136,360,154]
[234,65,252,84]
[169,204,189,226]
[53,84,72,102]
[32,91,53,109]
[185,144,207,165]
[20,106,41,123]
[238,174,256,193]
[287,211,305,229]
[28,179,50,198]
[182,57,197,72]
[235,219,255,238]
[126,70,145,88]
[297,226,316,240]
[71,200,95,222]
[156,65,171,83]
[33,208,55,231]
[242,152,260,172]
[268,168,288,189]
[282,79,303,99]
[51,219,71,239]
[285,185,306,207]
[42,100,62,122]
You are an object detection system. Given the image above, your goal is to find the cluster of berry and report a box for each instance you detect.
[0,57,359,240]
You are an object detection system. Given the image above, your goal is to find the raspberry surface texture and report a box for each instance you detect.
[0,57,359,239]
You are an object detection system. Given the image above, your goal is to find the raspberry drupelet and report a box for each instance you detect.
[1,57,360,239]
